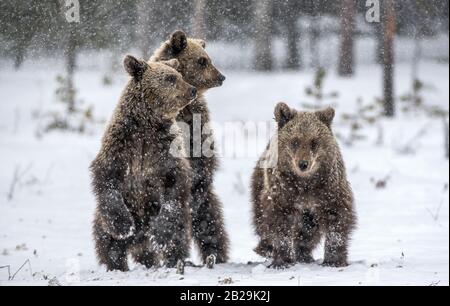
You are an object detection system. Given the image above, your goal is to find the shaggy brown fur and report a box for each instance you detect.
[91,55,197,271]
[150,30,230,265]
[251,103,357,268]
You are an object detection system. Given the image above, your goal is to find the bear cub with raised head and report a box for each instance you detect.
[150,30,230,266]
[91,55,197,272]
[251,103,357,268]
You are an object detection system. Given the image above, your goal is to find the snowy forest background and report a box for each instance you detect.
[0,0,449,286]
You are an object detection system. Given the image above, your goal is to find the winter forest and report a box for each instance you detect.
[0,0,449,286]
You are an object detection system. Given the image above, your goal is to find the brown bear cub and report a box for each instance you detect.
[251,103,356,268]
[91,55,197,272]
[150,30,230,266]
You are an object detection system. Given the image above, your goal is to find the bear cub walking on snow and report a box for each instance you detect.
[91,55,197,271]
[251,103,356,268]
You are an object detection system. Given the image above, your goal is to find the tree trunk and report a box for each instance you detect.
[411,25,423,105]
[66,26,77,113]
[444,117,449,160]
[338,0,356,76]
[375,22,384,64]
[284,3,301,70]
[137,0,153,59]
[382,0,396,117]
[309,2,321,69]
[254,0,273,71]
[14,32,34,70]
[14,46,25,70]
[374,0,385,65]
[411,25,422,82]
[193,0,207,39]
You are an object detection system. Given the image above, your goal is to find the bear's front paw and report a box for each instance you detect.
[206,255,216,269]
[322,251,348,267]
[104,211,135,240]
[322,259,348,268]
[297,254,315,264]
[268,259,291,270]
[254,240,273,258]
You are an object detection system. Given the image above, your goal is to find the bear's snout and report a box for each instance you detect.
[218,74,226,85]
[299,160,309,172]
[190,87,198,99]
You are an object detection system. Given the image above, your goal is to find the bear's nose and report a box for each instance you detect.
[219,74,226,83]
[299,160,309,172]
[190,87,198,99]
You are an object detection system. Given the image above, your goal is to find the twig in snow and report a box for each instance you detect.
[48,277,62,286]
[427,184,449,222]
[7,167,20,202]
[10,259,33,281]
[13,108,21,134]
[370,171,393,190]
[218,277,234,285]
[0,259,33,281]
[0,265,11,280]
[397,124,429,155]
[6,163,33,202]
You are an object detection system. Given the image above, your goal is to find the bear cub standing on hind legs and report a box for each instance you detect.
[91,55,197,272]
[251,103,357,268]
[150,30,230,267]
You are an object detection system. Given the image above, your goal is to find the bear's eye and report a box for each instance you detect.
[311,139,320,152]
[291,139,301,150]
[198,57,208,67]
[165,75,177,85]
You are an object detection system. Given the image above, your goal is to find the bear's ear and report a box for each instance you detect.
[275,102,296,129]
[170,30,188,55]
[124,55,147,81]
[162,59,180,70]
[315,107,335,128]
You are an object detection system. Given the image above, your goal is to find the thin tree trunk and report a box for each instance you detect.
[411,26,423,106]
[382,0,396,117]
[338,0,356,76]
[375,0,385,65]
[411,27,422,83]
[254,0,273,71]
[375,22,384,64]
[66,26,77,113]
[193,0,207,39]
[285,9,301,70]
[309,2,321,69]
[14,45,25,70]
[137,0,153,59]
[444,117,449,160]
[14,32,34,70]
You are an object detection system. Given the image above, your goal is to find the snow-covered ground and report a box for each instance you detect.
[0,55,448,286]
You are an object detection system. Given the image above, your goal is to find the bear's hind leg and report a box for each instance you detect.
[151,199,191,269]
[254,239,273,258]
[192,187,230,265]
[93,218,129,272]
[131,243,158,269]
[295,246,315,264]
